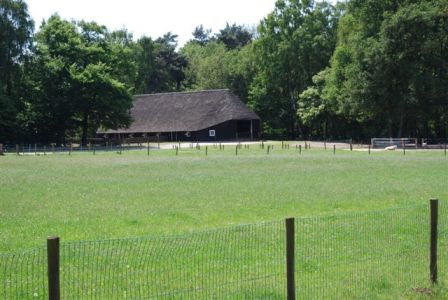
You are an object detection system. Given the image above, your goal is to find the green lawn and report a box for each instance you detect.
[1,144,447,252]
[1,144,447,299]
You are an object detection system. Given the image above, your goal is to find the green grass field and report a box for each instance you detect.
[1,143,447,299]
[1,143,447,251]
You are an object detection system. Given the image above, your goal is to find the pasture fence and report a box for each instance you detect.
[1,199,447,299]
[1,139,447,157]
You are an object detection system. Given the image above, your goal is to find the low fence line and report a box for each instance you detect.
[1,140,447,157]
[1,199,446,299]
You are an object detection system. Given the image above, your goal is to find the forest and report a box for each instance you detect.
[1,0,447,144]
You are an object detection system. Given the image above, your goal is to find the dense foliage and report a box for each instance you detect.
[0,0,447,143]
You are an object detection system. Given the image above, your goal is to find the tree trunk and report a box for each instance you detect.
[81,111,89,146]
[398,109,405,138]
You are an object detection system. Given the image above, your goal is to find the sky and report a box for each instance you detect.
[26,0,279,47]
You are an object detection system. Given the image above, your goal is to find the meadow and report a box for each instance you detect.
[1,143,448,298]
[0,143,447,252]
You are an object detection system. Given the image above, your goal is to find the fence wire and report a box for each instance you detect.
[295,204,429,299]
[1,221,285,299]
[1,203,446,299]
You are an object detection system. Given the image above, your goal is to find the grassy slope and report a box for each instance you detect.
[1,145,446,252]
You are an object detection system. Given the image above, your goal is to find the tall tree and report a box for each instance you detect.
[181,39,257,103]
[249,0,340,138]
[192,25,213,46]
[134,33,187,94]
[0,0,33,142]
[324,0,448,139]
[27,15,132,145]
[216,23,253,50]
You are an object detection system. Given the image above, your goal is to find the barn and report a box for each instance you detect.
[98,89,261,142]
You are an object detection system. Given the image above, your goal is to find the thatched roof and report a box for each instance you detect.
[98,89,260,134]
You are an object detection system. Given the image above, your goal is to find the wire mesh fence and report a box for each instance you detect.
[1,202,446,299]
[295,204,429,299]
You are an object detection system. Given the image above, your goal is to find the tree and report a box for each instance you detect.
[0,0,33,142]
[216,23,253,50]
[134,33,187,94]
[324,0,448,139]
[153,33,188,92]
[27,15,133,145]
[106,28,137,89]
[181,40,257,103]
[70,63,132,145]
[192,25,213,46]
[249,0,340,138]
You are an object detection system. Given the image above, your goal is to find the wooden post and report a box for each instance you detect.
[403,141,406,155]
[333,144,336,155]
[299,145,301,155]
[324,141,327,150]
[444,144,446,156]
[267,145,270,155]
[47,236,60,300]
[147,141,150,156]
[69,144,72,156]
[430,199,438,284]
[285,218,296,300]
[368,144,371,155]
[205,146,208,156]
[350,139,353,151]
[175,146,178,156]
[0,144,3,156]
[235,145,238,156]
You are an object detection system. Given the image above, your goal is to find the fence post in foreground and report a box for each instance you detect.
[47,236,60,300]
[205,146,208,156]
[285,217,296,300]
[333,144,336,155]
[430,199,438,284]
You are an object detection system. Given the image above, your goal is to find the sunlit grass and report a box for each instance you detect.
[1,144,446,252]
[1,144,448,298]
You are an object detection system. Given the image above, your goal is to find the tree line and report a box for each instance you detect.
[1,0,447,145]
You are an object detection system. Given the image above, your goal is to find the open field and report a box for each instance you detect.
[1,142,447,252]
[1,143,448,298]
